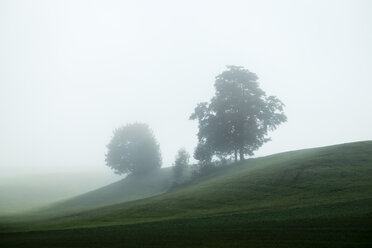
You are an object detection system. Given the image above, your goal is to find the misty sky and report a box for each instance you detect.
[1,0,371,176]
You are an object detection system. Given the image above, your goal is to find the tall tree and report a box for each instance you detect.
[173,148,190,182]
[190,65,287,163]
[105,123,162,175]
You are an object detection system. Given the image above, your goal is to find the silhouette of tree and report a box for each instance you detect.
[190,66,287,163]
[105,123,162,175]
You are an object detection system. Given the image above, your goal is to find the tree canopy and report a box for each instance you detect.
[105,123,162,175]
[190,65,287,163]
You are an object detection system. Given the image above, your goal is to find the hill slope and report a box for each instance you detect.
[1,141,372,248]
[3,141,372,232]
[44,167,174,213]
[0,171,120,215]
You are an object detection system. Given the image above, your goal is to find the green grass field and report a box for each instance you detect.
[43,167,174,213]
[1,141,372,247]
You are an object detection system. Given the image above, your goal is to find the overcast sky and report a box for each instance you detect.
[1,0,371,176]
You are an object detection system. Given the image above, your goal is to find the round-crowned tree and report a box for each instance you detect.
[105,123,162,175]
[190,65,287,163]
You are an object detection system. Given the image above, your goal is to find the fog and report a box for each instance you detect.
[1,0,371,180]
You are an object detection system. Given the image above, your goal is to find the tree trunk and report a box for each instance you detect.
[239,149,244,162]
[234,149,238,163]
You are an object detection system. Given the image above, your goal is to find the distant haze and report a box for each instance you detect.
[1,0,371,176]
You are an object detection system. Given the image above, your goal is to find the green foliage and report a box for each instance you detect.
[105,123,162,176]
[172,148,190,182]
[193,141,213,165]
[190,65,287,163]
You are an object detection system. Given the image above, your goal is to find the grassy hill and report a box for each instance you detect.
[1,141,372,247]
[43,167,174,213]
